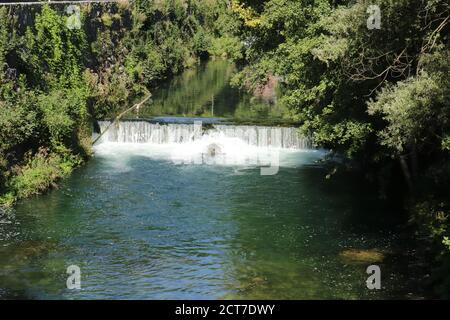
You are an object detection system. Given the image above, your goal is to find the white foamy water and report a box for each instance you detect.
[94,121,325,168]
[97,121,312,149]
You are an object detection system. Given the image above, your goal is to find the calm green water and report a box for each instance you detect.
[0,145,413,299]
[136,60,288,122]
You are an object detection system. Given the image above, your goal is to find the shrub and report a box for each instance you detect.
[208,36,243,60]
[3,148,80,203]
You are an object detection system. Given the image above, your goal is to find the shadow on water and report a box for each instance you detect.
[217,166,415,299]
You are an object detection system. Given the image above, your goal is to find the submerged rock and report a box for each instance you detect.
[0,240,57,266]
[206,143,223,157]
[339,248,385,264]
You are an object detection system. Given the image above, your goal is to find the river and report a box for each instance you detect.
[0,61,417,299]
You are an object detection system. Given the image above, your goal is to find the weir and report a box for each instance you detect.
[97,120,312,149]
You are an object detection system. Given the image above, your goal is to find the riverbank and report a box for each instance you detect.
[0,149,83,207]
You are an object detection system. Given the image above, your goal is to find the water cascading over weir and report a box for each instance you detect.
[96,120,312,150]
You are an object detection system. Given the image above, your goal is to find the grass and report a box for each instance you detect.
[0,148,84,206]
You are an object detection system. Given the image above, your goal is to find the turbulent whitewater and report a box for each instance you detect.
[97,121,312,149]
[94,121,323,168]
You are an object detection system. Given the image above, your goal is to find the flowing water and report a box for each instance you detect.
[0,62,417,299]
[97,121,312,149]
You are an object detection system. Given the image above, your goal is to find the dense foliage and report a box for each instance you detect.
[230,0,449,297]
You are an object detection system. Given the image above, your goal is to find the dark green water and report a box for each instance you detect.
[0,145,413,299]
[0,61,418,299]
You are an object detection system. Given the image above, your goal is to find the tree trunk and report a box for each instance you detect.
[410,143,419,181]
[92,94,152,145]
[400,155,414,193]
